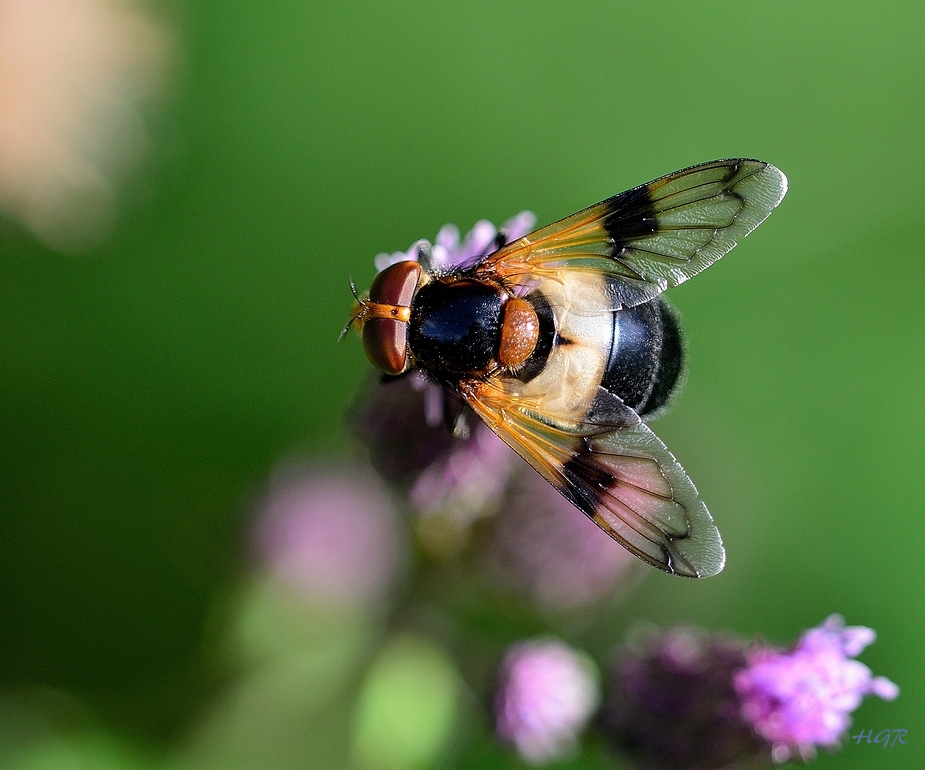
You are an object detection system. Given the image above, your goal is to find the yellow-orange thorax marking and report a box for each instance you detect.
[497,296,539,368]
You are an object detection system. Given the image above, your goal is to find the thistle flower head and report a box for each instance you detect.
[600,626,764,770]
[352,371,518,554]
[734,614,899,762]
[250,463,404,606]
[481,468,635,610]
[600,617,899,769]
[494,638,600,765]
[374,210,536,273]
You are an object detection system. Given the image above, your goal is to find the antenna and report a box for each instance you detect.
[339,277,366,341]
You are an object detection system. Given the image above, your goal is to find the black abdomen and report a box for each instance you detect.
[602,297,684,417]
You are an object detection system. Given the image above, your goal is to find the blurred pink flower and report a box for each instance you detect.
[251,464,405,606]
[353,369,518,555]
[483,469,636,610]
[0,0,175,250]
[494,638,600,765]
[409,421,515,529]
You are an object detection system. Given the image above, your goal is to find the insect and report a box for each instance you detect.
[348,159,787,577]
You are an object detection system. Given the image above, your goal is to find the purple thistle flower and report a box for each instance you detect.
[408,420,516,531]
[352,371,456,484]
[599,618,899,770]
[494,638,600,765]
[374,211,536,273]
[734,614,899,762]
[599,626,765,770]
[352,371,519,554]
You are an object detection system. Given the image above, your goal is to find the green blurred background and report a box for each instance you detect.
[1,1,922,768]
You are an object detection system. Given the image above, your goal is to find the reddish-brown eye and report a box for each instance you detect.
[363,317,408,374]
[498,297,539,368]
[361,261,421,375]
[369,260,421,306]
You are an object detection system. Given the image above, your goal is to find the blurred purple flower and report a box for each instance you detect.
[355,367,636,596]
[482,468,636,610]
[409,420,515,528]
[352,371,456,485]
[734,614,899,762]
[352,371,516,542]
[600,626,764,770]
[495,638,600,765]
[250,463,404,605]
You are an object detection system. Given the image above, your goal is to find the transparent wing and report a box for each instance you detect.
[478,159,787,309]
[462,380,725,578]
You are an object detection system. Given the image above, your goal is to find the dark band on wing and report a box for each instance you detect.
[461,379,723,577]
[558,446,683,572]
[600,179,662,245]
[601,161,747,264]
[559,447,614,516]
[478,159,785,314]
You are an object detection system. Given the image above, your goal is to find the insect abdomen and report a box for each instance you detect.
[603,297,684,418]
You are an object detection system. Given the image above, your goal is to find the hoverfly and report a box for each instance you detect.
[349,159,787,577]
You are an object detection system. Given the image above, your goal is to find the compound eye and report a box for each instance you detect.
[363,318,409,374]
[369,260,421,306]
[361,260,422,375]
